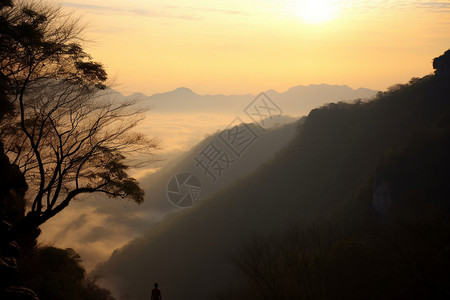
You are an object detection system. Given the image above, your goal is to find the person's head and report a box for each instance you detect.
[154,283,158,288]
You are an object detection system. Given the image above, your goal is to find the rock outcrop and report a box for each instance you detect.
[433,49,450,78]
[0,142,39,300]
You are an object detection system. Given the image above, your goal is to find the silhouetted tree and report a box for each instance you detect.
[20,246,116,300]
[0,0,158,243]
[232,236,288,300]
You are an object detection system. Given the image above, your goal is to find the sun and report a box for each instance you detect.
[292,0,339,24]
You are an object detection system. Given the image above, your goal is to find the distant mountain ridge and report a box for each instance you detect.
[149,84,375,98]
[150,86,198,98]
[128,84,378,116]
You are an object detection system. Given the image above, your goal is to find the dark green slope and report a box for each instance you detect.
[95,53,450,300]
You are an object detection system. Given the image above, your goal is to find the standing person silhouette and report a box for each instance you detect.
[151,283,162,300]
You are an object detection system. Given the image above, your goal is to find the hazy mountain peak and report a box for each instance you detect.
[265,88,280,95]
[151,87,198,99]
[174,87,195,93]
[169,87,197,95]
[127,92,149,100]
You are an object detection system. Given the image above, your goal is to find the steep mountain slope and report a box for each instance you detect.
[140,115,300,214]
[39,117,299,270]
[95,55,450,300]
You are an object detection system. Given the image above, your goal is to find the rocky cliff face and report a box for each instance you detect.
[0,142,39,300]
[433,49,450,78]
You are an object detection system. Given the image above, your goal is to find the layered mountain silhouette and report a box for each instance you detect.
[131,84,377,116]
[39,116,300,270]
[40,83,378,269]
[93,52,450,300]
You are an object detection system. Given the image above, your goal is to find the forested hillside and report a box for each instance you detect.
[95,52,450,300]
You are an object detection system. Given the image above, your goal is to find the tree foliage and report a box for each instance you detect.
[227,220,450,300]
[20,246,116,300]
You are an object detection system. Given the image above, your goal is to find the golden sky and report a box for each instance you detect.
[54,0,450,95]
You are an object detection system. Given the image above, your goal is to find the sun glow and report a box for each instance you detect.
[293,0,339,24]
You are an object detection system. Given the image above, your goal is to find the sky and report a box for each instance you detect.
[49,0,450,96]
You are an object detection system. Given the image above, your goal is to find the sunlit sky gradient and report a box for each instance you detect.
[52,0,450,95]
